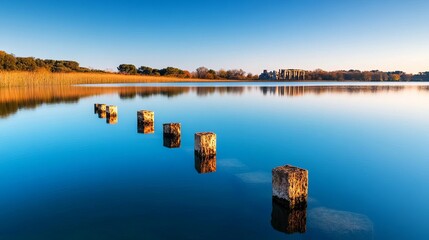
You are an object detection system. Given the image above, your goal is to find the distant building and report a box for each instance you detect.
[259,69,308,80]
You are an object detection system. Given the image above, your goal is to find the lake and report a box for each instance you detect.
[1,82,428,239]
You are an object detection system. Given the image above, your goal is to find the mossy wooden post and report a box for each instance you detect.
[163,123,181,148]
[271,199,306,234]
[106,105,118,116]
[272,165,308,209]
[194,132,216,156]
[137,110,154,134]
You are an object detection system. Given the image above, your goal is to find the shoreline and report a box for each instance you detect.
[1,71,428,88]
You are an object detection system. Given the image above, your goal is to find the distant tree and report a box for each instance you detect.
[363,71,373,81]
[138,66,154,75]
[196,66,208,79]
[226,69,246,80]
[63,61,80,71]
[217,69,227,79]
[0,51,17,70]
[390,74,401,81]
[400,74,413,81]
[16,57,37,71]
[118,64,137,75]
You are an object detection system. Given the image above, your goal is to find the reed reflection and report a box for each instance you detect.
[1,84,428,118]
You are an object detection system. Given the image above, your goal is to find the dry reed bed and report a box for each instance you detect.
[0,71,236,87]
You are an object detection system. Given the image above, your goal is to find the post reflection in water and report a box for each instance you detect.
[106,113,118,125]
[163,135,181,148]
[137,121,154,134]
[194,154,216,174]
[271,198,307,234]
[97,110,106,119]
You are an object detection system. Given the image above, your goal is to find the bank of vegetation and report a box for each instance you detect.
[1,50,428,87]
[305,69,429,82]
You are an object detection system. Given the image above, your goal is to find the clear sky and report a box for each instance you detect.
[1,0,428,74]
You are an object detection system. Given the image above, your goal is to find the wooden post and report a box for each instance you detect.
[106,105,118,116]
[194,132,216,156]
[137,110,155,134]
[98,104,107,112]
[163,123,181,136]
[94,103,100,114]
[163,123,181,148]
[137,110,154,123]
[272,165,308,209]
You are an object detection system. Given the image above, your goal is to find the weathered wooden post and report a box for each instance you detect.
[106,105,118,116]
[138,110,154,123]
[272,165,308,209]
[163,123,181,148]
[195,154,216,174]
[137,110,154,134]
[94,103,100,114]
[271,199,307,234]
[194,132,216,156]
[194,132,216,174]
[97,104,106,112]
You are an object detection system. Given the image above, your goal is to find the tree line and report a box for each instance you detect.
[117,64,259,80]
[2,50,428,81]
[306,69,415,81]
[0,51,102,73]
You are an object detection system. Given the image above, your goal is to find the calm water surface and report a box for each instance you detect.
[1,83,428,239]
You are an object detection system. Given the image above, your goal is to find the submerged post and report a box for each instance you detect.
[194,132,216,156]
[272,165,308,209]
[163,123,181,148]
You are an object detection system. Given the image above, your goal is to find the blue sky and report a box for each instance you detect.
[1,0,428,74]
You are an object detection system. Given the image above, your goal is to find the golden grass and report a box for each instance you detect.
[0,71,237,87]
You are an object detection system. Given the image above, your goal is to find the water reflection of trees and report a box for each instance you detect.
[1,85,428,118]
